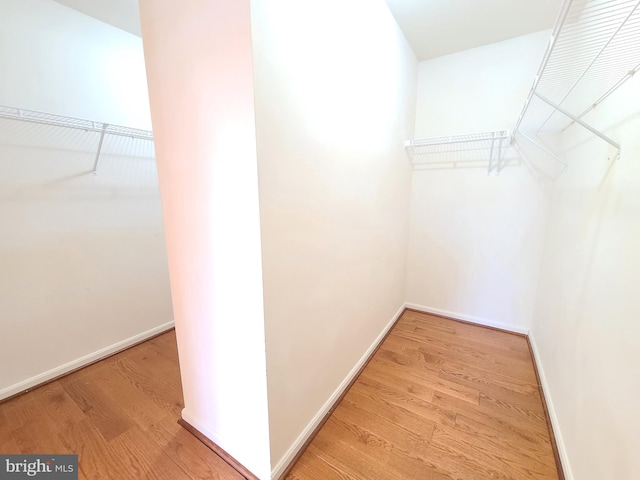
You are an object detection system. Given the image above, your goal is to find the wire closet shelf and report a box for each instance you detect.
[513,0,640,156]
[407,0,640,172]
[0,104,154,173]
[405,131,510,174]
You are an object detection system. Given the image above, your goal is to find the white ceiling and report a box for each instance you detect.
[52,0,562,61]
[53,0,142,37]
[384,0,562,60]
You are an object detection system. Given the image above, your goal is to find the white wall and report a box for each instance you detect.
[0,0,151,129]
[406,32,551,332]
[0,0,171,399]
[531,73,640,480]
[250,0,417,473]
[413,31,550,137]
[139,1,271,478]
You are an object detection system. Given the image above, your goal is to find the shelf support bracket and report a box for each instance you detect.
[92,123,109,174]
[532,92,620,158]
[487,131,497,175]
[516,132,567,170]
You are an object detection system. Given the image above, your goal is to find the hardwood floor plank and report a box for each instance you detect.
[431,423,557,479]
[391,325,532,368]
[360,360,437,402]
[352,378,457,427]
[0,390,42,434]
[113,350,183,416]
[6,421,68,454]
[292,447,357,480]
[341,389,436,440]
[108,425,192,480]
[439,357,538,394]
[311,418,417,480]
[59,375,134,442]
[421,434,515,480]
[2,313,560,480]
[369,352,480,404]
[58,418,128,480]
[1,331,244,480]
[0,435,20,454]
[332,400,430,458]
[431,391,551,446]
[31,383,87,429]
[145,416,243,480]
[320,416,452,480]
[287,311,560,480]
[306,442,391,480]
[454,413,554,460]
[478,391,548,429]
[75,360,169,432]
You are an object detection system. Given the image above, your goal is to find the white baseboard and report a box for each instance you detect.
[528,332,573,480]
[0,321,175,401]
[404,302,530,335]
[270,304,406,479]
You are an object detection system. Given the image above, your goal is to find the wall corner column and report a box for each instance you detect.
[138,0,271,478]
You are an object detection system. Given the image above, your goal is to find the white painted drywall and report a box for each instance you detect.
[139,1,272,478]
[406,32,551,331]
[414,31,550,136]
[531,72,640,480]
[0,0,151,129]
[0,0,171,398]
[250,0,417,470]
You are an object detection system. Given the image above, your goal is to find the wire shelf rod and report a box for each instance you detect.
[537,0,639,133]
[561,62,640,131]
[544,39,640,64]
[512,0,575,136]
[406,131,511,175]
[516,132,565,166]
[405,131,509,148]
[534,92,621,154]
[515,0,639,150]
[0,104,155,174]
[0,105,153,141]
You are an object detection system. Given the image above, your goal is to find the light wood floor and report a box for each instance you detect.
[0,332,242,480]
[286,310,560,480]
[0,311,561,480]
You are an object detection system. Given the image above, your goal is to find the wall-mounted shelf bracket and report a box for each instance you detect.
[0,105,154,174]
[92,123,109,174]
[516,131,566,171]
[534,92,621,160]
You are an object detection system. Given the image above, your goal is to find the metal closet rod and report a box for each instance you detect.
[0,104,154,174]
